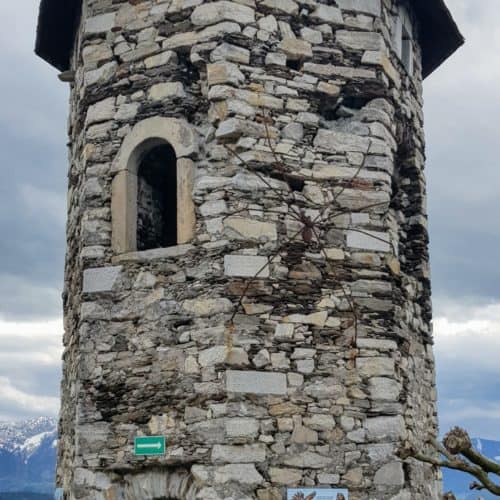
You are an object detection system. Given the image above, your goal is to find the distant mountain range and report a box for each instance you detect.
[0,417,498,498]
[0,494,51,500]
[0,417,57,496]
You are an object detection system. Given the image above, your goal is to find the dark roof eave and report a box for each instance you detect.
[35,0,81,72]
[34,0,464,78]
[417,0,465,78]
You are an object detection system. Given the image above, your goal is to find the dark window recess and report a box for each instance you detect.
[137,143,177,251]
[402,25,413,73]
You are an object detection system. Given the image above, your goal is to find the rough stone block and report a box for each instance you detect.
[314,129,370,154]
[336,30,384,51]
[83,266,122,293]
[336,0,381,16]
[365,416,406,442]
[226,370,287,395]
[85,13,115,34]
[85,97,116,126]
[224,217,277,241]
[207,62,245,86]
[284,311,328,327]
[144,50,177,69]
[214,464,264,485]
[310,5,343,24]
[369,377,402,401]
[283,451,331,469]
[225,417,259,439]
[212,444,266,463]
[374,461,405,486]
[261,0,299,15]
[357,357,395,378]
[191,1,255,26]
[275,323,294,340]
[182,298,233,317]
[211,43,251,64]
[269,468,302,485]
[279,38,313,60]
[148,82,186,100]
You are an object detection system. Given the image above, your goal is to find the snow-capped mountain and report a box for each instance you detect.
[443,438,500,500]
[0,417,57,495]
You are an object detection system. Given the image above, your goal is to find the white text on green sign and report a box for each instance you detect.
[134,436,166,456]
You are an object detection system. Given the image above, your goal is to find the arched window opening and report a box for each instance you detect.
[136,143,177,251]
[112,117,197,255]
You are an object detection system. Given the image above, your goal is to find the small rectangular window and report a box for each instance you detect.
[393,4,414,76]
[402,25,413,74]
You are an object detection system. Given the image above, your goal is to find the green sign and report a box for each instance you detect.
[134,436,166,456]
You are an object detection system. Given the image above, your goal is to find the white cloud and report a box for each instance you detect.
[434,298,500,439]
[0,318,62,364]
[0,318,62,337]
[0,375,59,419]
[0,319,62,420]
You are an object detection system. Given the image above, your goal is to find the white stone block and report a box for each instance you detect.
[83,266,122,293]
[85,13,116,34]
[226,370,287,395]
[346,230,391,252]
[224,255,270,278]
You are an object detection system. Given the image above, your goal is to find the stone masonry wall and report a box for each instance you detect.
[59,0,439,499]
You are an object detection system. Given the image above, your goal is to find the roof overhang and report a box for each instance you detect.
[415,0,465,78]
[34,0,464,78]
[35,0,81,72]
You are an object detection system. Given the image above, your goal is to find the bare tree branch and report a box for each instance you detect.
[400,428,500,496]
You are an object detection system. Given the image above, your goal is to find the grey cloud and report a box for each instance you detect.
[0,377,59,422]
[434,300,500,439]
[424,0,500,302]
[0,3,67,320]
[0,362,61,400]
[0,275,61,321]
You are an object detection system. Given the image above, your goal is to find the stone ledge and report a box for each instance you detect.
[112,245,194,264]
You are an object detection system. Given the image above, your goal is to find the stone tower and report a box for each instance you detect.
[36,1,463,499]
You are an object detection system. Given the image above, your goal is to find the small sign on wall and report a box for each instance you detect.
[287,488,349,500]
[134,436,166,456]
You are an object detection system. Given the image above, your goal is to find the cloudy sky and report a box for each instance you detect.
[0,1,499,439]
